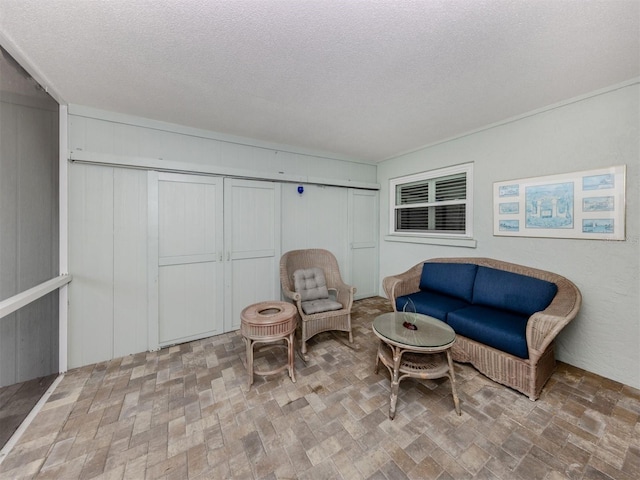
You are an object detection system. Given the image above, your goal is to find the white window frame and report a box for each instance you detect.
[389,163,474,240]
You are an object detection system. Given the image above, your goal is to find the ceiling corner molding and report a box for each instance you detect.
[0,31,66,105]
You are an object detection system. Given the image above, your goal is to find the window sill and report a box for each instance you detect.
[384,235,477,248]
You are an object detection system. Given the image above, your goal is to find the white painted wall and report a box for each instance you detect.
[378,82,640,390]
[68,105,377,188]
[281,183,350,270]
[66,108,379,368]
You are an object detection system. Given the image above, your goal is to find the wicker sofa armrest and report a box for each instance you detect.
[526,277,582,363]
[382,262,424,311]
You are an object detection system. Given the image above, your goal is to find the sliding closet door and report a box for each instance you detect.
[348,189,379,299]
[224,179,281,332]
[148,172,224,349]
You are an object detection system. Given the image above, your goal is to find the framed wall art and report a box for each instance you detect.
[493,165,626,240]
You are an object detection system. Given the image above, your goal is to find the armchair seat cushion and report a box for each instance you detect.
[294,267,344,314]
[301,299,343,315]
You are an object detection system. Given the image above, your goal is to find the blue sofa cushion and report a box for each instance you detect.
[396,291,470,322]
[447,306,530,359]
[472,266,558,316]
[419,262,478,303]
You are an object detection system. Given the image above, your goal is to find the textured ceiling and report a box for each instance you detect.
[0,0,638,163]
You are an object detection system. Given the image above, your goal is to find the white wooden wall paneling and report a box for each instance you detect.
[348,189,380,299]
[69,163,149,366]
[66,108,380,367]
[113,169,148,357]
[280,184,350,281]
[68,112,379,189]
[147,171,159,351]
[68,165,379,368]
[68,164,114,367]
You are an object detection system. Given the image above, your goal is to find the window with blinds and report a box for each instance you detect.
[390,164,473,237]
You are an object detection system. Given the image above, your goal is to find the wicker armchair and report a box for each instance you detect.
[280,249,356,360]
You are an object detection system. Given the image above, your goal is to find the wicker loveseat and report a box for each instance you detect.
[383,257,582,400]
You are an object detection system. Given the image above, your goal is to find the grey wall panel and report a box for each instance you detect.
[17,292,57,381]
[0,101,20,386]
[18,105,59,289]
[0,101,19,301]
[0,85,59,386]
[0,313,17,385]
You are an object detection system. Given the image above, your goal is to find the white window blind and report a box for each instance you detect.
[390,164,473,237]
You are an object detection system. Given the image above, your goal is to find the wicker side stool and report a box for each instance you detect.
[240,301,297,389]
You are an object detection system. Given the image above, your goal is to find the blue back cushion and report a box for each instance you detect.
[472,266,558,316]
[419,262,478,303]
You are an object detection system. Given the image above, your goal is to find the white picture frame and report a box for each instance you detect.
[493,165,626,240]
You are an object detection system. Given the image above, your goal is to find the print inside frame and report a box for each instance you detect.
[493,165,626,240]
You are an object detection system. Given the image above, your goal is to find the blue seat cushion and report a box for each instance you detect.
[396,291,470,322]
[472,266,558,316]
[447,306,529,359]
[419,262,478,303]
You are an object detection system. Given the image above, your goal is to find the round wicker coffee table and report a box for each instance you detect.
[373,311,461,419]
[241,301,297,389]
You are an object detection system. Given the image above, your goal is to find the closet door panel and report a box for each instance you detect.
[149,173,223,348]
[224,179,280,332]
[158,262,217,344]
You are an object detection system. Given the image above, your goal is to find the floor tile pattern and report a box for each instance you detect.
[1,297,638,479]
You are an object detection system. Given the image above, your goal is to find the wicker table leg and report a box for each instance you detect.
[447,350,461,416]
[245,337,254,389]
[287,330,296,383]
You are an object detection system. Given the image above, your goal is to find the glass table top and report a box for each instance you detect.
[373,312,455,348]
